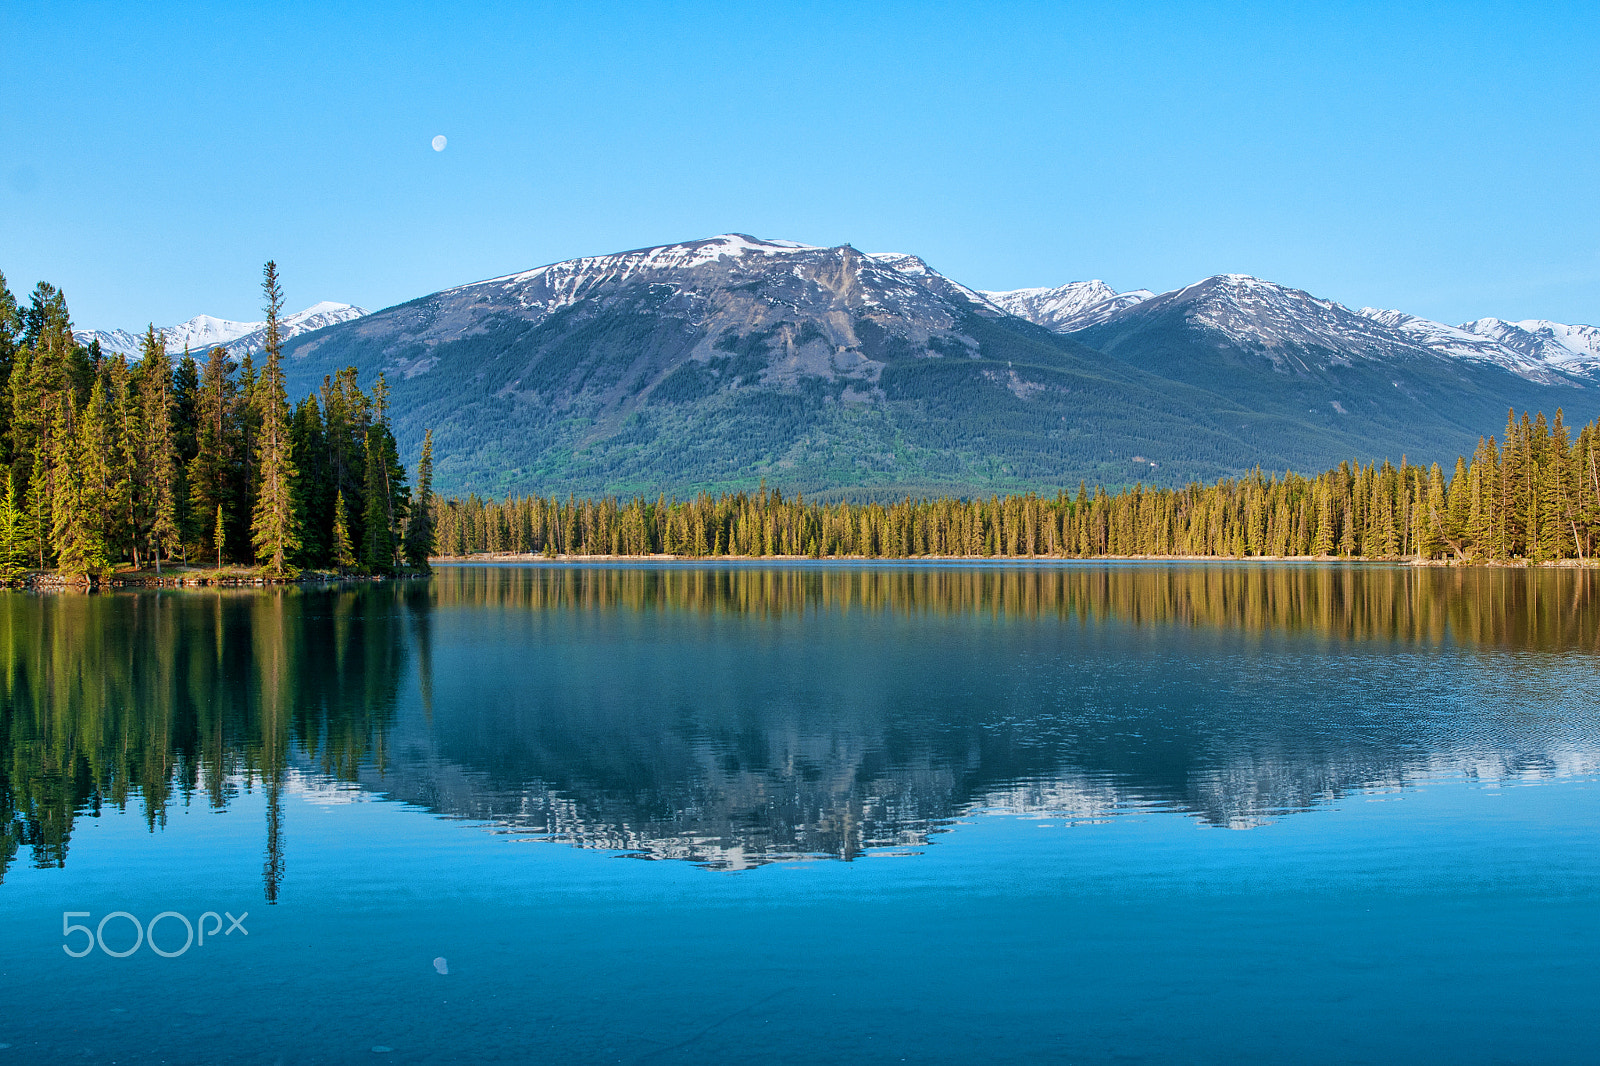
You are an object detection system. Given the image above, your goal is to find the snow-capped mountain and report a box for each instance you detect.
[366,233,1012,386]
[275,233,1600,500]
[1353,308,1577,384]
[1458,317,1600,375]
[981,281,1154,332]
[992,272,1598,386]
[1081,273,1452,371]
[76,301,368,358]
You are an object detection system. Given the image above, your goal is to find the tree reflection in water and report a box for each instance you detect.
[2,564,1596,886]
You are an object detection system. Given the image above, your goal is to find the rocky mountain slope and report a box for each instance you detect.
[270,235,1599,498]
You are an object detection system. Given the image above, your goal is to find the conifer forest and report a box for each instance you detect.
[0,263,434,581]
[437,409,1600,564]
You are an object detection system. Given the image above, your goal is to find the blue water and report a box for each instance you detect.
[0,564,1596,1063]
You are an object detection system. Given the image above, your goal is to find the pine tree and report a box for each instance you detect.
[331,490,356,571]
[214,504,226,568]
[402,429,436,572]
[1421,463,1447,559]
[0,482,30,581]
[188,346,237,563]
[52,394,109,580]
[0,270,19,469]
[249,262,300,576]
[172,351,200,550]
[1445,456,1471,558]
[1311,483,1335,556]
[138,326,180,572]
[77,375,121,567]
[361,431,395,574]
[288,396,331,567]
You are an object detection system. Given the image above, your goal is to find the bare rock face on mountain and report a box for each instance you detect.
[278,236,1600,499]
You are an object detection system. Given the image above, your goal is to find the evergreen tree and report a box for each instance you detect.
[0,482,30,581]
[0,270,19,468]
[360,376,408,573]
[361,431,396,574]
[214,504,226,568]
[137,326,180,572]
[402,429,436,571]
[331,490,356,571]
[249,262,301,576]
[288,396,331,567]
[1445,456,1471,558]
[189,346,237,563]
[51,395,108,580]
[1421,463,1447,559]
[172,352,200,548]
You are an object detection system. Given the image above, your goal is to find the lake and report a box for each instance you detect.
[1,563,1596,1064]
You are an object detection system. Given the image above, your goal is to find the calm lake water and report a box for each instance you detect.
[1,563,1597,1064]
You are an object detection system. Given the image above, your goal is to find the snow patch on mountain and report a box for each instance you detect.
[1134,274,1418,366]
[983,281,1154,332]
[469,235,820,296]
[76,303,369,358]
[1458,317,1600,369]
[430,235,1003,334]
[1356,308,1595,383]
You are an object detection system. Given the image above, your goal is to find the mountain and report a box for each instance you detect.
[76,301,368,358]
[1458,317,1600,376]
[276,236,1600,499]
[991,275,1600,388]
[1062,273,1600,467]
[981,280,1154,332]
[278,235,1336,498]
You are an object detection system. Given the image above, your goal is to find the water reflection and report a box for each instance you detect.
[2,565,1597,884]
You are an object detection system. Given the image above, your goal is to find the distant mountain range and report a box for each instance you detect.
[80,235,1600,497]
[988,275,1600,384]
[75,301,368,359]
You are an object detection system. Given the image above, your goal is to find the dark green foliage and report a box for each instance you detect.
[0,263,427,578]
[402,430,435,572]
[290,397,332,567]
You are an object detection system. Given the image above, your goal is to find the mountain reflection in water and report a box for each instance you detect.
[2,563,1597,885]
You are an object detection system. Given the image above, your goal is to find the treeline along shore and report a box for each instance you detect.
[0,263,435,585]
[434,410,1600,564]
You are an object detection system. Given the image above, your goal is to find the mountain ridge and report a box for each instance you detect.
[266,233,1600,499]
[75,301,369,358]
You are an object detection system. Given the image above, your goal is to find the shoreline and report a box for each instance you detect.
[429,552,1598,568]
[20,569,425,590]
[15,556,1595,588]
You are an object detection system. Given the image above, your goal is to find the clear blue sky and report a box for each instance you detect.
[4,1,1598,331]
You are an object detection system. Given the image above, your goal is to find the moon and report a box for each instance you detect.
[431,135,447,152]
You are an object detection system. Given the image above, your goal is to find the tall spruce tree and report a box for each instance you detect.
[361,430,396,574]
[0,271,19,468]
[137,326,180,572]
[402,428,435,571]
[0,482,29,581]
[249,262,300,575]
[189,346,237,563]
[331,490,356,571]
[288,396,331,567]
